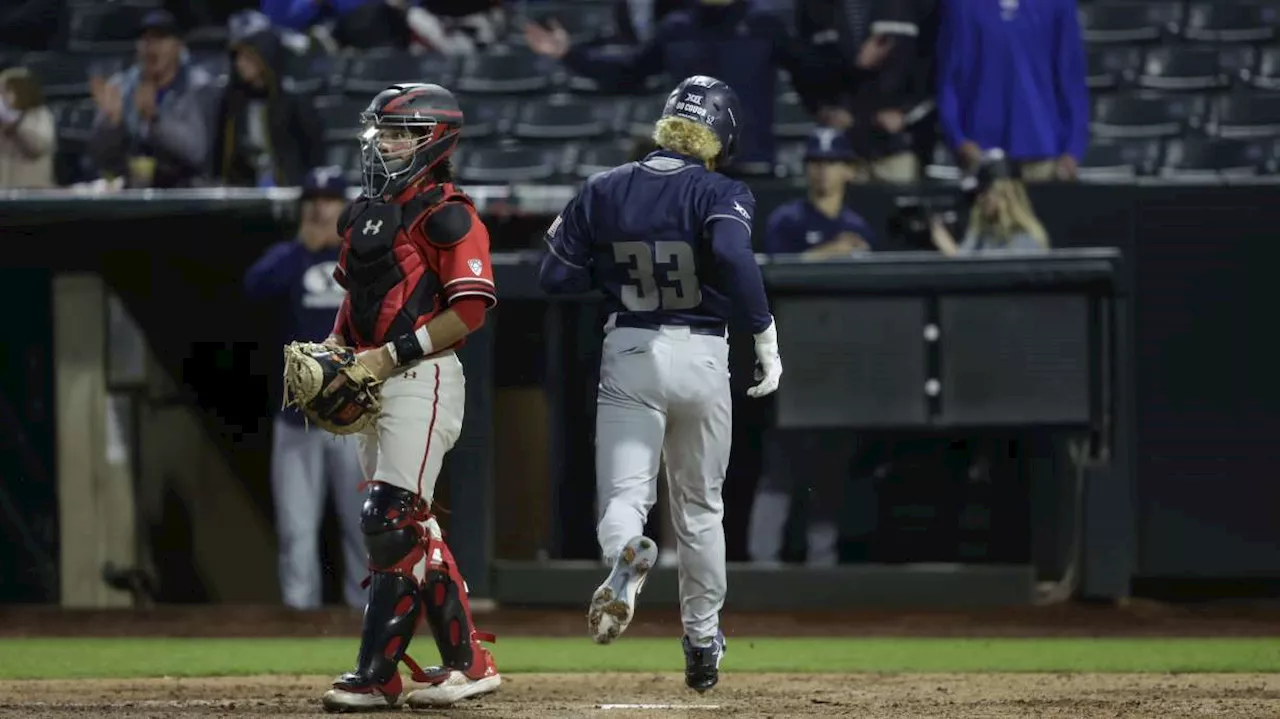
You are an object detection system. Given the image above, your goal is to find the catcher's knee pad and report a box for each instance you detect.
[348,482,432,684]
[361,482,430,574]
[422,537,493,676]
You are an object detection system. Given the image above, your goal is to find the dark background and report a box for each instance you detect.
[1,180,1278,603]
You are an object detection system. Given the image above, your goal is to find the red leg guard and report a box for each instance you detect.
[419,535,497,681]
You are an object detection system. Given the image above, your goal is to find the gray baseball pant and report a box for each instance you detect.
[271,416,367,609]
[594,325,731,647]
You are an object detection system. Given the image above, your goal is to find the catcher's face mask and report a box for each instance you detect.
[359,118,438,198]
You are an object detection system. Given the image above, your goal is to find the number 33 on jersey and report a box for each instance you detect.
[536,151,772,337]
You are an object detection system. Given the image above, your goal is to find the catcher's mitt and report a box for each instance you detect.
[282,341,382,435]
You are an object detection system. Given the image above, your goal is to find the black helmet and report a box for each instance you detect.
[660,75,743,164]
[358,83,463,198]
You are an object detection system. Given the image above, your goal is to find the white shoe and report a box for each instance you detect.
[404,672,501,708]
[320,687,400,713]
[588,535,657,644]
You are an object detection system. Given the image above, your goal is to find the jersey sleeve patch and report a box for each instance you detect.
[423,201,475,248]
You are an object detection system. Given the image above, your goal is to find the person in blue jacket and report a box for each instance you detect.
[762,127,877,258]
[935,0,1089,181]
[244,166,366,611]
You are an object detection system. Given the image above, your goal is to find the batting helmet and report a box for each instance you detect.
[660,75,744,165]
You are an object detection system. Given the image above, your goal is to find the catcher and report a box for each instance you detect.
[283,82,499,713]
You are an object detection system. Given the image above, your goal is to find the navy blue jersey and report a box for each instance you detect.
[245,239,345,424]
[763,199,877,254]
[539,150,773,334]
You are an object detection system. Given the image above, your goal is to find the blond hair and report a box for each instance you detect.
[968,179,1050,247]
[652,117,722,164]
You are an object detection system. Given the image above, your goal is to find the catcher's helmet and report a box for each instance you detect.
[358,83,463,198]
[660,75,743,164]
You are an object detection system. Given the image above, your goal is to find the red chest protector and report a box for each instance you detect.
[336,183,473,347]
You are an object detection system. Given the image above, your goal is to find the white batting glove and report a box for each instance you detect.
[747,318,782,398]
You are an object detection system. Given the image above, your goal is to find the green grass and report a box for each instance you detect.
[2,638,1279,679]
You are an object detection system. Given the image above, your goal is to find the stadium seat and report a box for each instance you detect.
[184,25,228,53]
[1077,2,1182,44]
[1210,92,1280,138]
[512,96,611,142]
[20,53,106,99]
[457,145,562,183]
[66,4,149,53]
[282,50,342,95]
[1160,137,1271,176]
[324,141,359,183]
[1249,46,1280,91]
[457,96,514,140]
[1138,47,1228,91]
[1092,93,1207,138]
[455,47,555,94]
[317,96,375,141]
[773,96,816,140]
[1218,45,1260,80]
[1181,2,1277,43]
[564,65,669,95]
[1078,138,1162,179]
[1088,47,1143,91]
[773,140,807,179]
[342,50,456,95]
[627,94,671,138]
[573,142,633,178]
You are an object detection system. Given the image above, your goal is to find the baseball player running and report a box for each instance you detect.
[317,83,500,712]
[538,75,783,693]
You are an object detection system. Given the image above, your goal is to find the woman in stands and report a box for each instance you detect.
[0,66,55,189]
[931,150,1050,255]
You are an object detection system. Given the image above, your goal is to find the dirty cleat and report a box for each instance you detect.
[683,631,726,693]
[404,645,501,708]
[588,535,657,644]
[321,671,403,713]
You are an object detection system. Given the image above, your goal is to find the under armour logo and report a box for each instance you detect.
[468,259,483,276]
[733,201,750,221]
[362,219,383,236]
[403,370,416,379]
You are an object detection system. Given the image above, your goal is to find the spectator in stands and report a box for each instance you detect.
[261,0,420,50]
[212,19,324,187]
[931,150,1050,254]
[87,10,217,189]
[763,127,876,257]
[244,166,366,611]
[403,0,505,56]
[524,0,844,175]
[796,0,927,183]
[0,67,55,189]
[936,0,1088,182]
[610,0,689,45]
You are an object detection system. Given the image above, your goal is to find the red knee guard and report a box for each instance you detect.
[419,534,497,680]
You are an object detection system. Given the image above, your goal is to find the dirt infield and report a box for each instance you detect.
[2,673,1279,718]
[2,604,1279,717]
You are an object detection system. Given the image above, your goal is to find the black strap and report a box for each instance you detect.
[392,331,426,366]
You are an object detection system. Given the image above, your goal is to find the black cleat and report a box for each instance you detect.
[682,631,726,693]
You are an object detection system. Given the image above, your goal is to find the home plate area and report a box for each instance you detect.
[2,672,1276,718]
